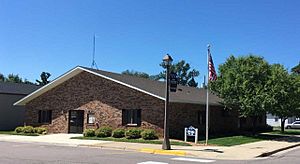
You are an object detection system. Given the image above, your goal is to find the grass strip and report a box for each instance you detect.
[270,127,300,135]
[198,134,284,146]
[0,131,39,136]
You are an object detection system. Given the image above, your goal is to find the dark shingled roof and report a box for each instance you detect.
[0,82,40,95]
[81,66,222,106]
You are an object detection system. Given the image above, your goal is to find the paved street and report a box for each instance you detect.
[0,141,299,164]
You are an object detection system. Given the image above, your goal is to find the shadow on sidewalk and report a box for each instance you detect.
[171,148,224,153]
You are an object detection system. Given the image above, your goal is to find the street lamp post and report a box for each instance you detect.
[162,54,173,150]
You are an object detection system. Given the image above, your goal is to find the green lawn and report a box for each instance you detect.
[0,131,39,136]
[199,135,262,146]
[198,134,284,146]
[72,136,191,146]
[268,127,300,135]
[0,131,15,135]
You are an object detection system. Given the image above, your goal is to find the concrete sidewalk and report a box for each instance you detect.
[0,134,111,146]
[0,134,299,160]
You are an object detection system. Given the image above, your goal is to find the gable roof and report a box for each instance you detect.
[0,82,40,95]
[14,66,221,106]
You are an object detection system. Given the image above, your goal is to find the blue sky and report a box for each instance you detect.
[1,0,299,84]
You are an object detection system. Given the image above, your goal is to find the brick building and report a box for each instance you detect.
[14,66,266,138]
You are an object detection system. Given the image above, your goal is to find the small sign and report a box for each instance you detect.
[184,126,198,144]
[186,126,196,136]
[170,72,178,92]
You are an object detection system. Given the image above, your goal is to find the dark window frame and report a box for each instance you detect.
[38,110,52,124]
[122,109,141,126]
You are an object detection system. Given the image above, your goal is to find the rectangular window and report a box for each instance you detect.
[87,113,95,124]
[259,116,263,124]
[222,109,230,117]
[122,109,141,126]
[38,110,52,124]
[198,111,206,125]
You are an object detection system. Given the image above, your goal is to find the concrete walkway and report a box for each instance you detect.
[0,134,299,160]
[0,134,111,146]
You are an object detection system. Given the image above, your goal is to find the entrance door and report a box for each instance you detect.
[68,110,84,133]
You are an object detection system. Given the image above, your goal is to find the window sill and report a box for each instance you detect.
[126,124,138,127]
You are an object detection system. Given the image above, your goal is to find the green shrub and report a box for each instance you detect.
[34,127,48,134]
[15,126,25,133]
[23,126,34,133]
[125,128,142,139]
[83,129,95,137]
[95,126,113,138]
[141,129,158,140]
[112,128,125,138]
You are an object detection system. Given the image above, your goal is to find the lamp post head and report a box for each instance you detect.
[207,44,211,49]
[163,54,173,66]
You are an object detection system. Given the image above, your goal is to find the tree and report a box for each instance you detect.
[291,62,300,75]
[24,79,35,85]
[211,55,271,133]
[266,64,300,132]
[0,73,5,82]
[0,73,35,84]
[121,70,150,79]
[36,72,51,86]
[153,60,200,87]
[187,77,198,87]
[6,74,23,83]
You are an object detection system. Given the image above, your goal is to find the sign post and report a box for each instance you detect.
[184,126,198,144]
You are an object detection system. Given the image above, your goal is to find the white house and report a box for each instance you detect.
[266,113,299,127]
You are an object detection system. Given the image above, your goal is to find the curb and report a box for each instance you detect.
[81,144,139,151]
[140,148,186,156]
[257,143,300,157]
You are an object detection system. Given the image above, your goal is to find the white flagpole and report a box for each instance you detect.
[205,44,210,146]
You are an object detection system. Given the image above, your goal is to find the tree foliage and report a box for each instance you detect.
[36,72,51,86]
[211,55,271,132]
[122,60,200,87]
[0,73,5,82]
[211,55,300,133]
[266,64,300,132]
[153,60,200,87]
[24,79,35,85]
[121,70,150,79]
[7,74,23,83]
[291,62,300,75]
[0,72,35,84]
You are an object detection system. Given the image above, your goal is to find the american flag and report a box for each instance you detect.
[208,48,217,81]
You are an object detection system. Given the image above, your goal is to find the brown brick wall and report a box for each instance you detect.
[26,71,165,134]
[169,103,240,138]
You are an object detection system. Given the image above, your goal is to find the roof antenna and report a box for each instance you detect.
[91,34,99,69]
